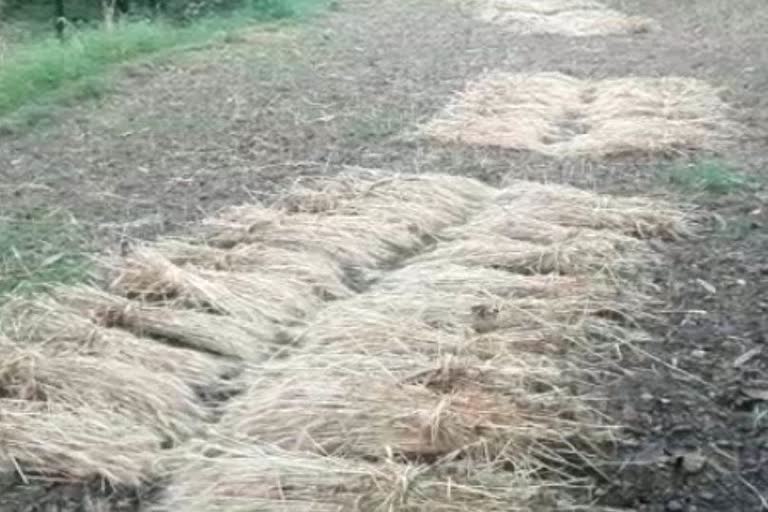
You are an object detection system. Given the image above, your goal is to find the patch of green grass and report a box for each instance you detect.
[0,0,324,118]
[0,210,91,298]
[661,159,757,195]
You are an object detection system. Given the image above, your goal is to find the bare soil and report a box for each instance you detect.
[0,0,767,510]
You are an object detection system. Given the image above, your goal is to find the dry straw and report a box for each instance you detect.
[424,72,738,158]
[151,240,353,300]
[106,247,318,325]
[152,442,545,512]
[494,181,693,239]
[215,353,601,462]
[0,400,160,486]
[2,295,237,389]
[475,0,656,36]
[0,341,208,440]
[53,286,282,361]
[298,265,645,359]
[203,172,495,268]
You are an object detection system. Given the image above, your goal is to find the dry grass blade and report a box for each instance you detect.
[153,442,541,512]
[0,343,208,439]
[105,247,318,325]
[54,286,282,360]
[0,400,161,486]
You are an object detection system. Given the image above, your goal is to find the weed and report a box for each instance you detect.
[0,209,91,297]
[661,159,757,195]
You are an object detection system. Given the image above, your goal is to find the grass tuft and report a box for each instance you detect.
[662,159,757,195]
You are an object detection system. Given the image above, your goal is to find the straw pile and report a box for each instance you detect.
[0,172,690,509]
[0,400,160,486]
[151,240,353,299]
[493,181,692,239]
[152,443,545,512]
[215,353,602,461]
[424,72,739,158]
[203,172,495,268]
[106,247,318,325]
[0,342,208,440]
[49,286,282,360]
[1,296,237,389]
[476,0,656,36]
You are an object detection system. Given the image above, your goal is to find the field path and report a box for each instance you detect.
[0,1,767,510]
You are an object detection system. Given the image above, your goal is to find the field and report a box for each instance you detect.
[0,0,767,511]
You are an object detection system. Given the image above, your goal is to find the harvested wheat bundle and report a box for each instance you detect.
[567,76,739,156]
[298,309,467,356]
[409,234,641,276]
[0,400,161,486]
[275,171,495,234]
[54,286,280,361]
[153,442,545,512]
[495,181,693,239]
[425,72,735,158]
[298,286,643,360]
[1,296,237,389]
[151,240,353,300]
[443,205,648,248]
[373,263,623,304]
[203,206,427,269]
[0,345,208,439]
[105,247,317,325]
[215,352,597,461]
[423,72,583,153]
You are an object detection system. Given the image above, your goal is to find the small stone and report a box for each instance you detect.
[691,349,706,358]
[666,499,684,511]
[641,392,654,401]
[699,491,714,501]
[683,452,707,474]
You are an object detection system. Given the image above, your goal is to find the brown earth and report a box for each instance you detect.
[0,0,767,510]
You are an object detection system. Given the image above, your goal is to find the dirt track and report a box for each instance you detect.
[0,1,767,510]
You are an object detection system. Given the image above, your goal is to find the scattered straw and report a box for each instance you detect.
[424,72,738,158]
[152,442,543,512]
[106,247,318,325]
[151,240,353,300]
[204,172,495,268]
[475,0,656,36]
[494,181,693,239]
[1,295,237,389]
[53,286,281,361]
[0,343,208,440]
[216,353,600,461]
[0,400,160,486]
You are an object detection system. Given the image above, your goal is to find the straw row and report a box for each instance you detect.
[424,72,739,158]
[162,178,692,510]
[475,0,656,37]
[0,172,502,490]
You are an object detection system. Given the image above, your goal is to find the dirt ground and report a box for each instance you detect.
[0,0,767,510]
